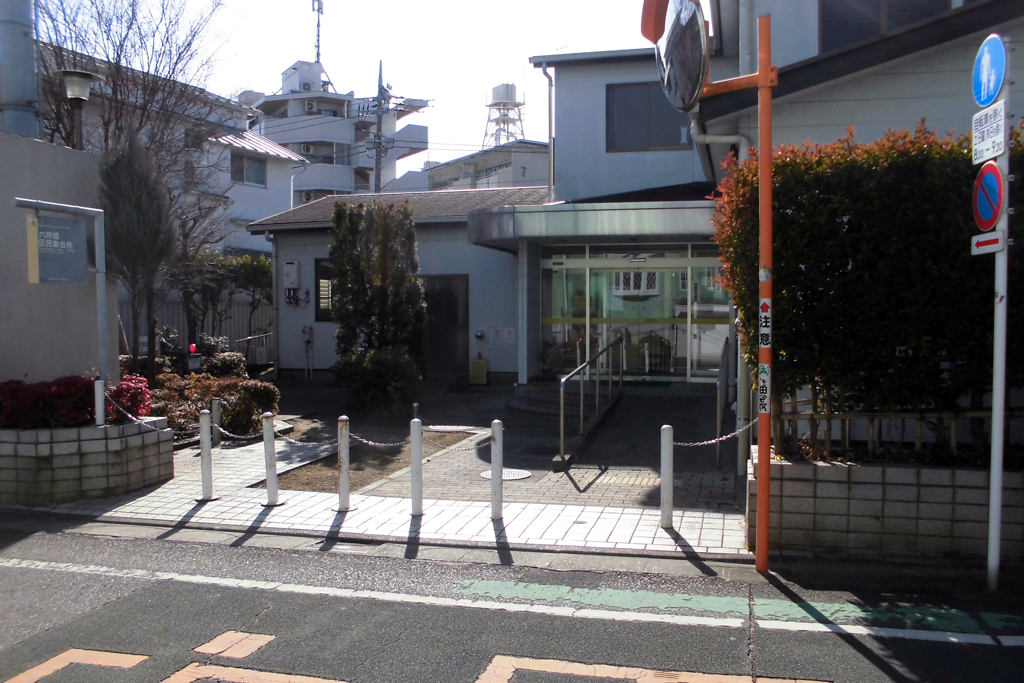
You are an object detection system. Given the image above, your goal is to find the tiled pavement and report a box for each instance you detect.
[367,432,740,513]
[17,431,751,559]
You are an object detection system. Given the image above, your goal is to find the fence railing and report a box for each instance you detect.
[777,408,1024,457]
[559,337,624,463]
[233,332,274,366]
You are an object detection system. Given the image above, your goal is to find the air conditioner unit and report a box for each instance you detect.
[303,191,314,203]
[301,82,312,92]
[304,100,316,113]
[301,143,314,154]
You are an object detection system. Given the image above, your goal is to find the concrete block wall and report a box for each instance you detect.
[747,452,1024,559]
[0,418,174,506]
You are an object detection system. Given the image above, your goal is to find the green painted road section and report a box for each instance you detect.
[457,580,1018,635]
[458,580,750,615]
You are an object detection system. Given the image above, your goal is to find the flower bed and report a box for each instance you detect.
[0,418,173,506]
[747,447,1024,559]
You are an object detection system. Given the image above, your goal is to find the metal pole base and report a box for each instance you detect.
[194,496,220,503]
[261,500,286,508]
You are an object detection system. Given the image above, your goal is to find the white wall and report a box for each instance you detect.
[754,0,819,69]
[737,18,1023,148]
[273,231,339,372]
[273,222,521,374]
[0,132,120,384]
[223,156,299,254]
[553,60,707,201]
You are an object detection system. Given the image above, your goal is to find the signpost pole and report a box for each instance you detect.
[986,37,1011,592]
[94,213,109,385]
[642,1,776,571]
[754,15,774,574]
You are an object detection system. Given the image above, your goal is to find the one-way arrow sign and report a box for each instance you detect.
[972,230,1006,255]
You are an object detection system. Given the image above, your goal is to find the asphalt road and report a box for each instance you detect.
[1,521,1023,683]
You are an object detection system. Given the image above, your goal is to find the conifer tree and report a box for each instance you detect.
[100,138,175,379]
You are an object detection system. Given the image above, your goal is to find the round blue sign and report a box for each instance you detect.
[973,34,1006,108]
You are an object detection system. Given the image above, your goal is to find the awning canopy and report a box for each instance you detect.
[467,200,717,253]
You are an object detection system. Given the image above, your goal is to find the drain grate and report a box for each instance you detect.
[480,468,532,481]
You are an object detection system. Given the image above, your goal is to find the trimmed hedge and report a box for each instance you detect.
[151,373,279,435]
[714,122,1023,456]
[0,376,94,429]
[202,352,247,378]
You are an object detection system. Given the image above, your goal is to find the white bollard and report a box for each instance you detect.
[491,419,503,520]
[660,424,674,528]
[337,415,350,512]
[262,411,282,506]
[198,409,214,501]
[211,398,222,446]
[94,379,105,426]
[411,418,423,516]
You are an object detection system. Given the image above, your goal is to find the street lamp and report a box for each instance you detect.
[58,70,96,150]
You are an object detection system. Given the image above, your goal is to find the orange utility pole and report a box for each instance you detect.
[641,2,776,572]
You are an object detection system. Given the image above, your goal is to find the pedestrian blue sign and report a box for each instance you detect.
[973,34,1006,108]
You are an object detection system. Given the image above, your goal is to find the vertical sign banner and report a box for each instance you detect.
[758,299,772,348]
[758,299,772,414]
[32,214,88,285]
[26,214,40,283]
[757,364,771,414]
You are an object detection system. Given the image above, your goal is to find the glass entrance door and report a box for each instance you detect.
[591,269,688,379]
[540,249,731,382]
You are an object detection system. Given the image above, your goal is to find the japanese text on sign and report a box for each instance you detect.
[758,364,771,414]
[758,299,771,348]
[33,214,88,285]
[972,100,1005,164]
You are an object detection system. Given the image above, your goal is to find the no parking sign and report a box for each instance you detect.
[972,161,1003,232]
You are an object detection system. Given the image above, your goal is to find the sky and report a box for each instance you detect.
[199,0,655,177]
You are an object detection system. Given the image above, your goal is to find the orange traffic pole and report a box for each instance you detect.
[754,14,774,574]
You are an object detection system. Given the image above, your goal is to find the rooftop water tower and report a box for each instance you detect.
[482,83,525,149]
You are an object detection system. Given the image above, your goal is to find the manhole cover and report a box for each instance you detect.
[480,468,532,480]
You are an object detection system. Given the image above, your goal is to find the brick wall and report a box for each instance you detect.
[747,449,1024,558]
[0,419,174,506]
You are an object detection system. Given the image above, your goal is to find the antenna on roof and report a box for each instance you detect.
[313,0,324,63]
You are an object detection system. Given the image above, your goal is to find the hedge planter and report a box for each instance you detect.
[0,418,174,506]
[747,447,1024,559]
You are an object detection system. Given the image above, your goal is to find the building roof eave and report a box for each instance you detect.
[700,0,1024,122]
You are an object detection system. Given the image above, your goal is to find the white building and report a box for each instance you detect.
[245,61,428,204]
[249,187,549,380]
[252,0,1023,386]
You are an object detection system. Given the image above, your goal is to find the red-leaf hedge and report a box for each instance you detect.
[714,121,1023,418]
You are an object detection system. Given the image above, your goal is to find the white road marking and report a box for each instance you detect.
[0,558,742,629]
[2,558,1017,645]
[757,620,997,645]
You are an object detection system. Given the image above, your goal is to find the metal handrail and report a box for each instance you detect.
[559,337,624,462]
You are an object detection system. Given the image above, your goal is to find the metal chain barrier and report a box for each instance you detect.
[104,392,201,446]
[423,435,489,452]
[674,416,759,447]
[349,433,409,448]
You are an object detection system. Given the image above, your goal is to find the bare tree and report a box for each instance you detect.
[38,0,236,345]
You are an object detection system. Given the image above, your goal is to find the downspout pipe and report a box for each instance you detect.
[541,63,554,203]
[0,0,40,138]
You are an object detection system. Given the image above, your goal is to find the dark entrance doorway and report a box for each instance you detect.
[421,275,469,374]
